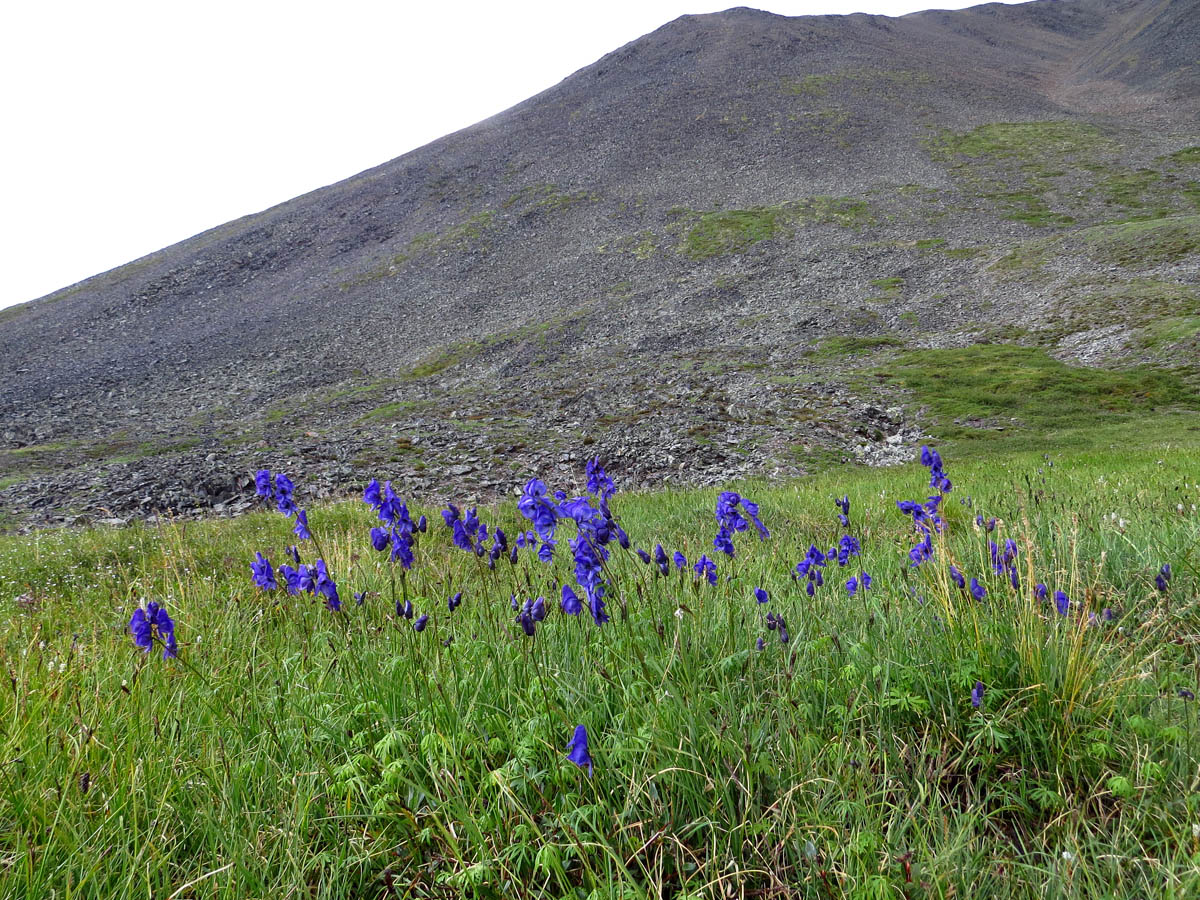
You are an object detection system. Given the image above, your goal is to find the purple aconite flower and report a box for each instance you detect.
[714,491,769,549]
[766,611,789,643]
[274,473,297,516]
[756,637,766,651]
[314,559,340,611]
[277,564,300,595]
[413,614,429,632]
[370,527,389,552]
[585,457,616,501]
[713,526,735,557]
[517,601,537,636]
[397,598,413,620]
[452,520,474,553]
[129,601,177,659]
[250,552,277,590]
[1034,583,1047,601]
[971,681,985,708]
[754,587,769,604]
[673,551,687,570]
[969,578,986,601]
[354,591,366,606]
[1156,564,1171,593]
[518,479,559,545]
[565,724,593,777]
[694,555,717,586]
[1054,590,1069,617]
[846,573,872,596]
[742,499,769,540]
[655,544,669,576]
[363,478,382,509]
[448,591,462,613]
[391,529,415,569]
[561,585,583,616]
[615,525,630,550]
[293,509,311,541]
[417,515,427,533]
[636,548,652,565]
[836,495,850,528]
[949,565,965,590]
[255,469,272,498]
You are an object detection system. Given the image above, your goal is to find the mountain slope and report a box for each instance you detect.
[2,0,1198,528]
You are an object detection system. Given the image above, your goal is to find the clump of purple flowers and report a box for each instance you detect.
[518,480,560,562]
[256,469,302,520]
[130,600,178,659]
[765,610,789,644]
[921,445,953,493]
[1155,564,1171,593]
[693,554,718,586]
[989,538,1021,590]
[794,545,828,596]
[894,447,954,568]
[251,552,277,590]
[516,596,547,636]
[365,479,421,570]
[713,491,769,558]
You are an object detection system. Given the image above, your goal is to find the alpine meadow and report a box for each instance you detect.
[1,0,1199,897]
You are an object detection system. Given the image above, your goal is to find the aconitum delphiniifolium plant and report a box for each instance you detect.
[249,472,341,611]
[794,545,828,596]
[364,479,419,570]
[586,457,616,502]
[713,491,769,558]
[535,460,634,628]
[1156,563,1171,593]
[130,600,178,659]
[518,479,560,561]
[921,444,953,493]
[693,554,717,586]
[895,447,953,569]
[565,724,593,777]
[250,552,277,591]
[255,469,302,520]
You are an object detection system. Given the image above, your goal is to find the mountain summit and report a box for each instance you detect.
[2,0,1198,527]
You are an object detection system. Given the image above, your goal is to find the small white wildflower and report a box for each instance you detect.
[1179,504,1186,514]
[1062,851,1075,862]
[58,661,66,673]
[1193,824,1200,840]
[673,607,685,620]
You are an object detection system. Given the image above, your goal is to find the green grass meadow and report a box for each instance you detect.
[1,439,1198,899]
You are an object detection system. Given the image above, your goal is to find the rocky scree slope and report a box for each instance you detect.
[1,0,1198,529]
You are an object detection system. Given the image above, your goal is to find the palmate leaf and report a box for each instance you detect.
[1029,784,1064,811]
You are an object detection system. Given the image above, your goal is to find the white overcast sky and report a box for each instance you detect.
[0,0,1023,311]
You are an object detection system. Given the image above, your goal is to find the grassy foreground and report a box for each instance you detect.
[0,446,1198,899]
